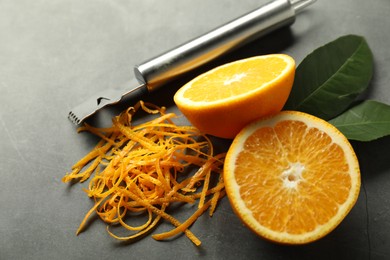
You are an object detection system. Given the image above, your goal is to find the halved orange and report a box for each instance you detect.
[223,111,361,244]
[174,54,295,139]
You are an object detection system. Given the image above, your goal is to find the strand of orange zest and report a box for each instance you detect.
[150,192,224,243]
[63,101,225,246]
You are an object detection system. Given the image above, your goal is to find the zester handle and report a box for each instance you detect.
[134,0,302,92]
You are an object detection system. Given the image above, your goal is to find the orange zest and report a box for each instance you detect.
[63,101,225,246]
[224,111,361,244]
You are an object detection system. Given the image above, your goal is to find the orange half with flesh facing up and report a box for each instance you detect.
[224,111,361,244]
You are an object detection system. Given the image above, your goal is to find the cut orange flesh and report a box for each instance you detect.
[224,111,361,244]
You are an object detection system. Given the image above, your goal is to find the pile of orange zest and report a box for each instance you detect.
[62,101,226,246]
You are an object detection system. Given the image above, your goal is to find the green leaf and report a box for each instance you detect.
[329,100,390,141]
[284,35,374,120]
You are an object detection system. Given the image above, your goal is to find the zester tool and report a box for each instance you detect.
[68,0,315,125]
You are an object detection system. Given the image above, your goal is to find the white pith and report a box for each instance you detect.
[224,73,247,85]
[281,162,305,189]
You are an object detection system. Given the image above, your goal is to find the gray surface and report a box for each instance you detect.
[1,0,390,259]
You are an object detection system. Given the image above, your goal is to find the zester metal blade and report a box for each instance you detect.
[68,79,147,125]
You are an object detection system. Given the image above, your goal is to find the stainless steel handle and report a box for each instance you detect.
[134,0,314,92]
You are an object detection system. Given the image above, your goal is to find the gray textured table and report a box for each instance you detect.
[1,0,390,259]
